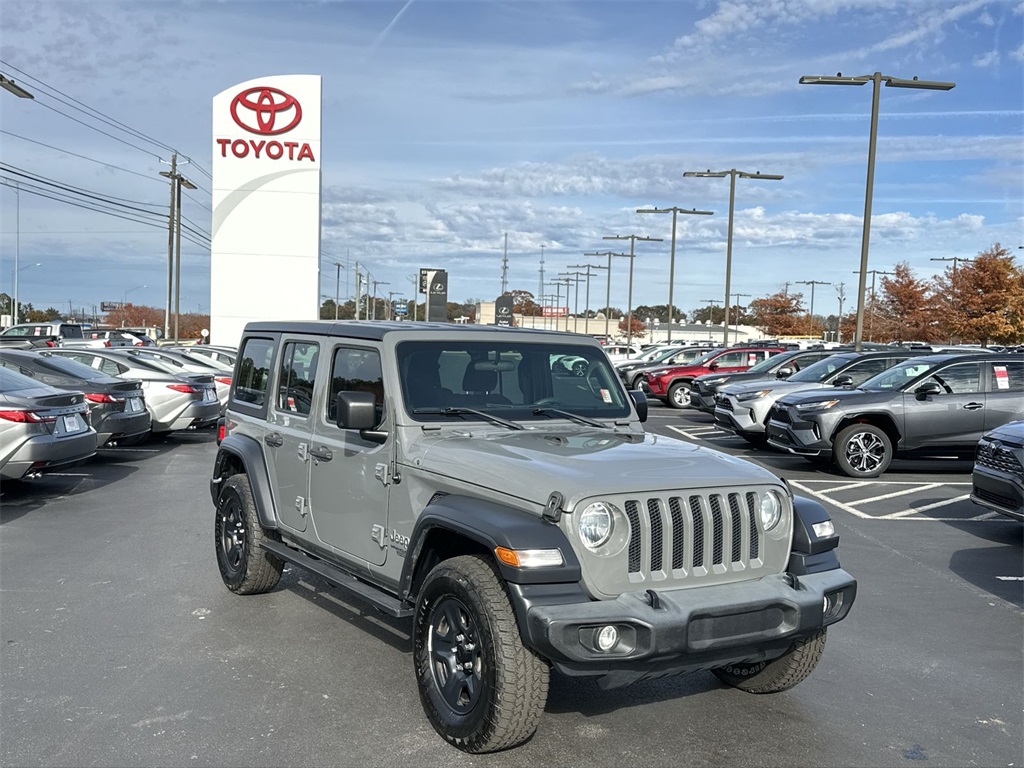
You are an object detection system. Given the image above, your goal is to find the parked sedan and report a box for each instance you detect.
[49,349,220,435]
[0,366,97,480]
[174,345,236,368]
[121,348,232,408]
[971,419,1024,521]
[0,349,150,447]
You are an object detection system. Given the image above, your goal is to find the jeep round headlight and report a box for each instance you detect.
[759,490,783,531]
[578,502,615,550]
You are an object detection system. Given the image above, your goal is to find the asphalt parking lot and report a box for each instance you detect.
[1,415,1021,767]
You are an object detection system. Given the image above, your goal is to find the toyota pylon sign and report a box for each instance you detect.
[210,75,322,345]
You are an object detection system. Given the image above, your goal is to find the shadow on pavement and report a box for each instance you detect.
[947,522,1023,606]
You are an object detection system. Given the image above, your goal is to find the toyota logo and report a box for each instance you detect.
[230,87,302,135]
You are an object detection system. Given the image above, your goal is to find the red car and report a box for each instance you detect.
[644,346,786,408]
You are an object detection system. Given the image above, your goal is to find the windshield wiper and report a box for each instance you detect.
[413,407,523,430]
[532,407,609,428]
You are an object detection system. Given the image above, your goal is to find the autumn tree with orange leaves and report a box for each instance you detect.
[875,262,940,343]
[933,243,1024,345]
[747,290,807,337]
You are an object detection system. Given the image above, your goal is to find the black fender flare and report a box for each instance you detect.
[211,434,279,530]
[787,494,841,575]
[400,494,582,599]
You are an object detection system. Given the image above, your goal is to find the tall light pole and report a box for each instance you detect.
[11,261,40,324]
[800,71,955,351]
[583,251,616,340]
[567,262,604,338]
[603,234,662,350]
[930,256,973,276]
[835,282,846,343]
[558,271,585,333]
[684,169,783,347]
[636,206,714,343]
[1,75,32,325]
[796,280,831,339]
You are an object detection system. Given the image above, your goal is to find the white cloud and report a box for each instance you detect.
[1010,42,1024,61]
[973,49,1000,67]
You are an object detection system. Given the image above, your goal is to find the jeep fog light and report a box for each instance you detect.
[579,502,615,550]
[596,625,619,652]
[812,520,835,538]
[759,490,783,531]
[494,547,564,568]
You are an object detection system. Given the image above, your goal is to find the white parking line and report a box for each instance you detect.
[850,483,945,505]
[876,495,971,519]
[789,480,874,519]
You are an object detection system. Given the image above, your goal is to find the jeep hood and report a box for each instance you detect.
[402,428,782,506]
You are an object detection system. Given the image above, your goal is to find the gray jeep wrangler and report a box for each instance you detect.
[211,321,856,753]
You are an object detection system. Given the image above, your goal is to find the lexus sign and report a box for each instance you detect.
[210,74,322,346]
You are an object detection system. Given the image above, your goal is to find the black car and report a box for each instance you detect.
[971,420,1024,521]
[766,353,1024,478]
[689,348,836,413]
[0,349,151,447]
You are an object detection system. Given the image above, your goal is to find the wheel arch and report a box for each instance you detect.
[211,434,279,530]
[401,494,582,603]
[832,412,901,447]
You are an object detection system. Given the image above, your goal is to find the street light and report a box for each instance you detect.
[10,261,41,324]
[800,71,955,351]
[558,271,585,333]
[122,284,147,327]
[0,74,34,99]
[567,262,605,338]
[730,292,751,341]
[636,206,714,343]
[583,251,616,339]
[332,260,347,319]
[796,280,831,338]
[602,234,663,350]
[683,169,783,346]
[853,269,892,342]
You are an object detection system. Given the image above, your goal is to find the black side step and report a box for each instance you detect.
[261,540,413,618]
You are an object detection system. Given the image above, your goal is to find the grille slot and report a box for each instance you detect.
[769,405,791,424]
[977,445,1023,474]
[622,490,766,579]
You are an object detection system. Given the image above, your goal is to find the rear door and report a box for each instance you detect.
[902,360,987,449]
[984,359,1024,430]
[306,343,390,566]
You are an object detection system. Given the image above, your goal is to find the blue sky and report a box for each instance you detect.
[1,0,1021,321]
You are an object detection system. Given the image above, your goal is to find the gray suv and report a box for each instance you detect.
[211,321,856,753]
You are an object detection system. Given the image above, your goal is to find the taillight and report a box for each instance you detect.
[45,340,56,347]
[215,376,232,385]
[217,420,227,442]
[85,393,122,404]
[167,383,198,394]
[0,409,55,423]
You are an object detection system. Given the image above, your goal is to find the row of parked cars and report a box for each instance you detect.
[610,341,1023,519]
[0,345,237,481]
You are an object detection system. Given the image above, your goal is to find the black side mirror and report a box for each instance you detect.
[629,389,648,423]
[914,381,943,399]
[776,367,794,379]
[707,362,719,370]
[832,374,854,387]
[335,391,387,443]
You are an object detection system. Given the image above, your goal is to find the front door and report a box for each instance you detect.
[306,344,390,566]
[265,338,321,533]
[902,361,987,450]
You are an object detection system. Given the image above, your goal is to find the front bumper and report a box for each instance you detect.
[690,389,718,413]
[971,466,1024,521]
[765,408,839,455]
[515,569,856,687]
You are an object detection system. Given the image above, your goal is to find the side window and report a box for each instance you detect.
[843,358,890,385]
[327,347,384,425]
[922,362,982,394]
[992,361,1024,392]
[713,351,746,367]
[98,358,124,376]
[235,337,275,406]
[276,341,320,416]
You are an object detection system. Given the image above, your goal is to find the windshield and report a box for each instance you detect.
[860,359,936,391]
[398,340,631,423]
[746,351,796,374]
[787,354,854,383]
[34,353,111,380]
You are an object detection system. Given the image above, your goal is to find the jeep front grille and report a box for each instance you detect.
[621,491,762,579]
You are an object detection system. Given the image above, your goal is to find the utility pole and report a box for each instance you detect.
[538,244,546,305]
[160,154,196,343]
[583,251,615,340]
[371,279,389,321]
[333,261,347,319]
[387,290,399,321]
[161,152,176,340]
[602,234,662,350]
[835,283,846,343]
[730,293,751,341]
[408,274,418,321]
[797,280,831,340]
[501,233,509,295]
[700,299,719,337]
[853,269,892,342]
[930,256,973,276]
[636,205,714,343]
[354,263,362,320]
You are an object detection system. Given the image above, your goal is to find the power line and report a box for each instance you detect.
[1,164,166,217]
[32,100,161,158]
[1,162,165,211]
[1,130,164,183]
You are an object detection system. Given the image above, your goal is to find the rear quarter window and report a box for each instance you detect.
[234,337,275,407]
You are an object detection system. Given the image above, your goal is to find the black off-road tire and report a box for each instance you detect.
[414,555,549,753]
[215,474,283,594]
[712,629,827,693]
[667,381,692,409]
[834,423,893,478]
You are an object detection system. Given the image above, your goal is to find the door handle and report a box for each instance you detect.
[309,446,333,462]
[264,433,284,447]
[963,402,984,411]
